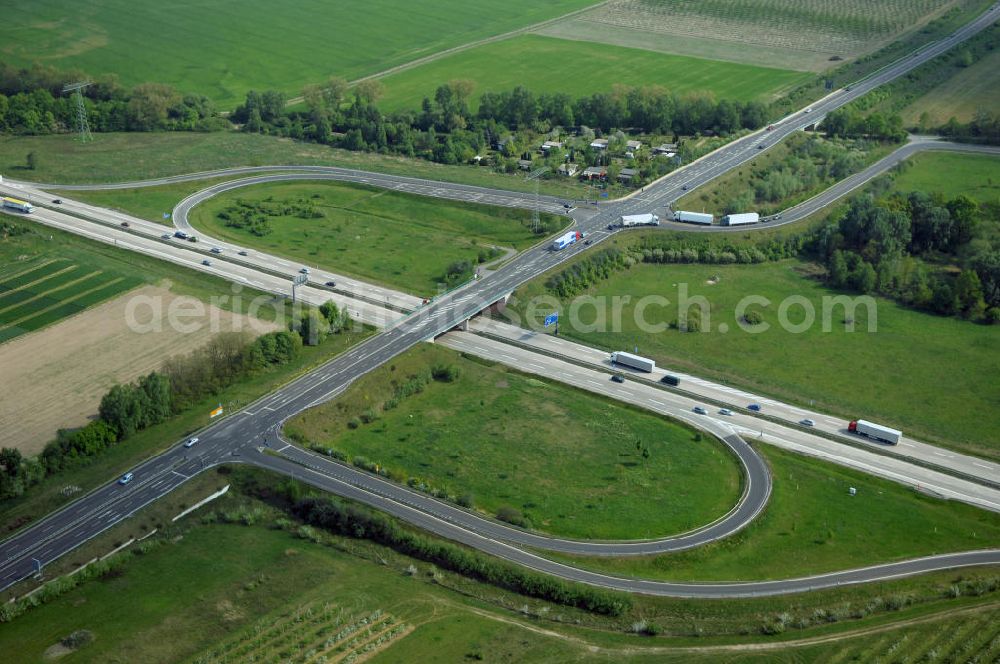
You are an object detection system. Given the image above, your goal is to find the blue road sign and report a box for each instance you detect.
[163,212,171,219]
[599,192,609,198]
[544,313,558,327]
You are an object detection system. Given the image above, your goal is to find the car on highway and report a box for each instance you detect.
[184,437,199,448]
[52,199,63,204]
[161,233,171,239]
[563,203,571,209]
[693,406,708,415]
[118,472,133,485]
[805,107,813,113]
[202,259,211,266]
[584,239,592,246]
[325,281,336,287]
[611,374,626,383]
[748,403,762,412]
[210,247,222,254]
[188,236,198,242]
[120,222,129,228]
[238,250,248,256]
[173,231,188,239]
[681,184,688,190]
[719,408,733,416]
[800,418,816,427]
[758,144,765,150]
[299,267,310,274]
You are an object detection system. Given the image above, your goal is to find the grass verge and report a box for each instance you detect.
[286,344,742,540]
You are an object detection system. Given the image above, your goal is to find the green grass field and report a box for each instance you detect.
[187,180,567,296]
[0,256,141,343]
[889,150,1000,200]
[547,444,1000,581]
[287,344,742,540]
[1,132,587,197]
[903,47,1000,125]
[2,467,999,662]
[1,0,596,107]
[508,259,1000,460]
[377,34,811,113]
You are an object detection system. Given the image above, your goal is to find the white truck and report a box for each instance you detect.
[620,213,659,227]
[2,197,33,213]
[551,230,583,251]
[610,351,656,373]
[673,210,713,225]
[721,212,759,226]
[848,419,902,445]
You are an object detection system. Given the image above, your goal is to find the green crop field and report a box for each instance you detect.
[903,47,1000,125]
[287,344,742,540]
[0,255,141,344]
[0,0,597,108]
[536,0,980,73]
[187,180,569,296]
[889,150,1000,200]
[377,34,810,113]
[548,444,1000,580]
[508,259,1000,460]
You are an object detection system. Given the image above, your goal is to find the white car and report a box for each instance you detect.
[800,419,816,427]
[693,406,708,415]
[805,107,813,113]
[210,247,222,254]
[184,437,199,448]
[719,408,733,416]
[299,267,310,274]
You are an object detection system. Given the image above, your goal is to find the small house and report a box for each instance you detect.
[581,166,606,180]
[557,163,579,177]
[618,168,637,183]
[589,138,609,150]
[540,140,563,153]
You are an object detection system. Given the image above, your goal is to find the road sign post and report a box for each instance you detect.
[291,273,308,303]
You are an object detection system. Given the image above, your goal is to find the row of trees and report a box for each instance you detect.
[234,80,770,168]
[823,108,907,142]
[291,494,630,616]
[0,329,304,501]
[813,194,998,321]
[0,62,223,134]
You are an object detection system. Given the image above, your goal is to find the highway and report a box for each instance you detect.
[1,2,999,597]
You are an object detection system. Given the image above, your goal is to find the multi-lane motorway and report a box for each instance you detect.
[2,2,999,597]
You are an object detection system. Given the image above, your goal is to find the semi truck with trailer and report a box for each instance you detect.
[619,213,660,227]
[2,197,33,213]
[721,212,760,226]
[673,210,713,225]
[610,351,656,373]
[848,419,902,445]
[551,230,583,251]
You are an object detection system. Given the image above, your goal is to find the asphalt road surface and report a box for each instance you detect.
[2,3,999,596]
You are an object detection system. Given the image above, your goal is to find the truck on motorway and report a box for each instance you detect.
[610,351,655,373]
[848,419,902,445]
[673,210,713,225]
[619,213,659,227]
[721,212,760,226]
[551,230,583,251]
[2,197,33,213]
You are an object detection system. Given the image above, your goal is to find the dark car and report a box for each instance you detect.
[52,199,63,204]
[238,250,248,256]
[611,374,626,384]
[748,403,762,412]
[120,222,130,228]
[563,203,571,209]
[660,375,680,386]
[325,281,337,287]
[584,239,592,246]
[757,144,765,150]
[681,184,689,190]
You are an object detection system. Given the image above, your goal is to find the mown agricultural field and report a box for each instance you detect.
[549,444,1000,581]
[376,34,810,112]
[508,259,1000,459]
[902,48,1000,125]
[187,180,568,296]
[536,0,982,72]
[0,0,597,107]
[287,343,742,541]
[0,256,140,344]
